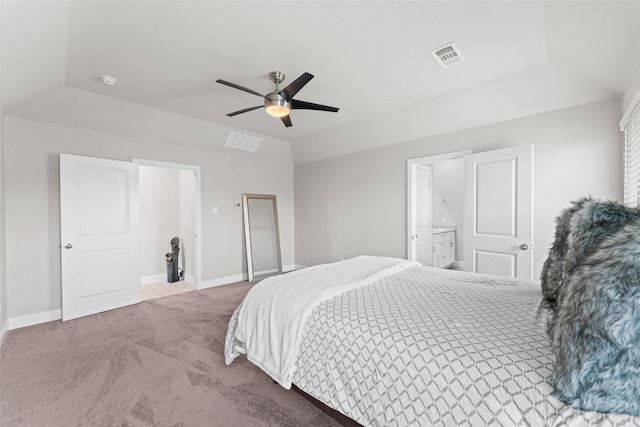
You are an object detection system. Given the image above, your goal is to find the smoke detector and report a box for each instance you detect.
[430,43,464,68]
[100,75,118,86]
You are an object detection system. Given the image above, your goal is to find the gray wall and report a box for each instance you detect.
[432,158,464,259]
[0,106,6,335]
[139,166,180,277]
[623,69,640,115]
[139,165,195,279]
[295,99,623,279]
[4,117,294,319]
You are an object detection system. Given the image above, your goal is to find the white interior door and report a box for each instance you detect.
[60,154,140,321]
[463,146,533,279]
[415,167,432,266]
[408,164,433,265]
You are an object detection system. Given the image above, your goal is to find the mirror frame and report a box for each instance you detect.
[242,193,282,282]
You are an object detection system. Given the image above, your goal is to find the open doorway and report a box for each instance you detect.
[134,159,202,300]
[408,146,534,279]
[407,150,469,268]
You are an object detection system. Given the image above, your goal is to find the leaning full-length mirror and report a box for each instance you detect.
[242,194,282,282]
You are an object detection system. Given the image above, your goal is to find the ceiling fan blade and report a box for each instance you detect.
[280,115,292,127]
[216,79,264,98]
[291,99,339,113]
[226,105,263,117]
[279,72,314,101]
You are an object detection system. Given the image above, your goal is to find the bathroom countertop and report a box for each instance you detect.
[433,226,456,234]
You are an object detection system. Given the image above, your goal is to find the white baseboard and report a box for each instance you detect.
[199,273,247,289]
[0,320,8,349]
[8,309,61,330]
[253,268,279,276]
[141,273,196,285]
[140,273,166,285]
[198,264,299,289]
[5,266,302,332]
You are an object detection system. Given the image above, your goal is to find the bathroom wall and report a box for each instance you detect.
[432,158,464,260]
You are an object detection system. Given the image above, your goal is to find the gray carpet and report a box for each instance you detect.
[0,282,340,427]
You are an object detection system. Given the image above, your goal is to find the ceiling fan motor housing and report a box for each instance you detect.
[269,71,286,85]
[264,92,291,117]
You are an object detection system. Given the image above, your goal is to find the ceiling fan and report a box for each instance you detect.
[216,71,339,128]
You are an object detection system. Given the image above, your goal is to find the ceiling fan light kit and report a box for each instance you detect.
[264,93,291,118]
[216,71,339,127]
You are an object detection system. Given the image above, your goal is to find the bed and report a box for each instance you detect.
[225,255,640,426]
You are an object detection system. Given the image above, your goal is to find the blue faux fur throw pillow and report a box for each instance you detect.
[541,197,640,416]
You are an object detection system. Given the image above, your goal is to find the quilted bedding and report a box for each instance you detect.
[226,258,640,426]
[225,256,419,388]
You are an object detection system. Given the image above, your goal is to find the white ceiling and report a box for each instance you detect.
[2,1,640,164]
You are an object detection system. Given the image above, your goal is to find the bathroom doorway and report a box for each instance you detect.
[408,146,534,279]
[407,151,469,268]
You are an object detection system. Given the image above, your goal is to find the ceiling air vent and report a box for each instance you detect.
[224,131,264,152]
[431,42,464,68]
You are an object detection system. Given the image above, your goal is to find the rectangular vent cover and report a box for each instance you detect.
[224,131,264,152]
[431,42,464,68]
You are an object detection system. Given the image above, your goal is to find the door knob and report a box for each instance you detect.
[519,244,529,250]
[64,243,73,249]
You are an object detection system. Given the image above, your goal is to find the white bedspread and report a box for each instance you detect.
[224,255,419,388]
